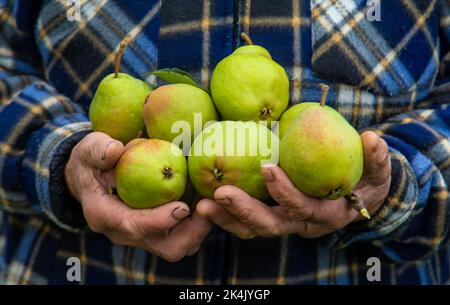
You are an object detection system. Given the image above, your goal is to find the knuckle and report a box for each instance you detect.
[236,207,252,223]
[161,251,185,263]
[83,207,105,234]
[288,206,313,221]
[87,221,104,234]
[271,186,290,202]
[378,152,390,167]
[260,223,282,237]
[184,229,207,253]
[297,222,321,239]
[236,231,255,240]
[187,245,201,256]
[272,186,299,206]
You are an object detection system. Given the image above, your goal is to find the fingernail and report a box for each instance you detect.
[172,206,190,220]
[102,140,120,160]
[216,198,231,206]
[261,164,275,182]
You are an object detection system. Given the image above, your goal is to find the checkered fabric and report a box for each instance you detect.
[0,0,449,284]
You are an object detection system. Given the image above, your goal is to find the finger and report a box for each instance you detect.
[214,185,285,237]
[125,201,192,236]
[77,132,124,170]
[270,206,336,238]
[376,138,390,167]
[315,198,358,227]
[83,188,191,236]
[261,164,317,221]
[153,211,213,262]
[361,131,390,183]
[97,169,116,189]
[361,131,382,173]
[197,199,256,239]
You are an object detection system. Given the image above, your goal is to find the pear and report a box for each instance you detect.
[143,84,218,153]
[232,45,272,58]
[278,102,315,139]
[279,85,363,200]
[210,45,289,123]
[89,43,151,144]
[115,139,187,209]
[188,121,279,201]
[124,138,147,151]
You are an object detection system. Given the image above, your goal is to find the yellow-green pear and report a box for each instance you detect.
[115,139,187,209]
[143,84,218,153]
[210,45,289,123]
[188,121,279,201]
[279,86,364,200]
[89,43,151,144]
[232,45,272,58]
[278,102,316,139]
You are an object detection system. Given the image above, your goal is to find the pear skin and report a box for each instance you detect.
[232,45,272,58]
[210,46,289,123]
[188,121,279,201]
[115,139,187,209]
[143,84,218,152]
[90,73,151,144]
[278,102,316,139]
[279,105,363,200]
[124,138,147,151]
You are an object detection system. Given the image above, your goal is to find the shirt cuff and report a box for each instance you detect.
[23,113,92,232]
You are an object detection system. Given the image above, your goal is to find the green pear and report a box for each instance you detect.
[143,84,218,153]
[279,95,363,199]
[124,138,147,151]
[115,139,187,209]
[232,45,272,58]
[210,45,289,123]
[278,102,316,139]
[188,121,279,201]
[89,43,151,144]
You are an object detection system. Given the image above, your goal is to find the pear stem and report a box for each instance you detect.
[114,42,127,79]
[240,32,254,45]
[319,84,329,107]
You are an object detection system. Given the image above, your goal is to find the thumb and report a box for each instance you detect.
[78,132,125,170]
[361,131,391,185]
[261,164,311,206]
[261,164,317,221]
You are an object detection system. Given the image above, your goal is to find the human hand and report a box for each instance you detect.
[197,131,391,239]
[65,132,212,262]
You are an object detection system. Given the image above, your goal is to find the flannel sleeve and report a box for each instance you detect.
[328,3,450,263]
[330,107,449,262]
[0,1,91,232]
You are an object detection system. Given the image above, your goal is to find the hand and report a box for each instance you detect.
[65,132,212,262]
[197,131,391,239]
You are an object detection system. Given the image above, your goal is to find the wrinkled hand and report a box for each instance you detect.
[197,131,391,239]
[65,132,212,262]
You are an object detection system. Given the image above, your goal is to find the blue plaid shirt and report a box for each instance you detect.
[0,0,449,284]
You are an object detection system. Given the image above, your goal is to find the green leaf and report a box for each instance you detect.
[148,68,205,90]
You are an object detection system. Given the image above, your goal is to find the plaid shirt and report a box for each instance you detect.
[0,0,449,285]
